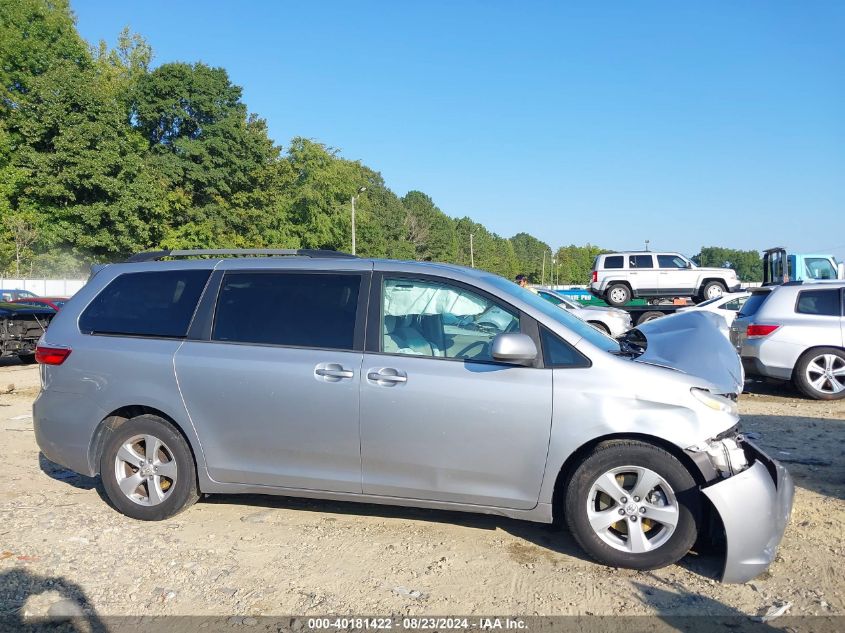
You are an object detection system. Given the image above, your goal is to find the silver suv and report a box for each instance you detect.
[34,249,791,582]
[591,252,741,306]
[731,281,845,400]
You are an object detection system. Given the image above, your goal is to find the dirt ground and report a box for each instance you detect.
[1,359,843,622]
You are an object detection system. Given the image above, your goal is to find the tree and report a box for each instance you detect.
[6,211,39,275]
[510,232,551,283]
[694,247,761,282]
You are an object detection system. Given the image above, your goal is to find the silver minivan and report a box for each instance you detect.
[33,250,792,583]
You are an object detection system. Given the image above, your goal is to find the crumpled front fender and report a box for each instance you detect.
[702,446,794,583]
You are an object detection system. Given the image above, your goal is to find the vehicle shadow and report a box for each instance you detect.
[200,492,725,581]
[38,453,99,491]
[632,574,795,630]
[0,568,108,632]
[739,415,845,501]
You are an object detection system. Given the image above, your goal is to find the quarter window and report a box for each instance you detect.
[796,289,841,316]
[212,272,360,349]
[79,270,211,338]
[382,278,519,361]
[628,255,654,269]
[540,327,590,368]
[603,256,624,269]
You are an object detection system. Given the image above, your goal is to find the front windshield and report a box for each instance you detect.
[486,276,620,352]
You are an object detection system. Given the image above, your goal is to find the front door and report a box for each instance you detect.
[359,273,553,510]
[175,270,367,492]
[657,254,696,295]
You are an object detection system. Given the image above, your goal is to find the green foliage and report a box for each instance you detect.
[693,247,761,282]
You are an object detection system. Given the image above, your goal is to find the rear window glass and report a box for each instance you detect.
[80,270,210,337]
[213,272,360,350]
[796,289,841,316]
[738,292,770,317]
[603,256,623,269]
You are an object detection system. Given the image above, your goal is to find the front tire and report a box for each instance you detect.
[793,347,845,400]
[700,281,726,302]
[99,414,199,520]
[564,440,700,570]
[588,321,611,335]
[605,284,631,306]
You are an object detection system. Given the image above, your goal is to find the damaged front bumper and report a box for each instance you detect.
[701,440,794,583]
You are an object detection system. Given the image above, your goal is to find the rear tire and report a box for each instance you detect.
[605,284,631,306]
[564,440,700,571]
[99,414,199,520]
[793,347,845,400]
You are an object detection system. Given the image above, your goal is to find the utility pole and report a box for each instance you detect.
[541,251,546,286]
[351,186,366,255]
[551,257,556,287]
[469,232,475,268]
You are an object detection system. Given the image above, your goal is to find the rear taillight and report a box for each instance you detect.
[35,345,72,365]
[592,271,598,283]
[746,324,780,338]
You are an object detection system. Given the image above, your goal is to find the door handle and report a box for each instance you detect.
[314,363,354,381]
[367,368,407,385]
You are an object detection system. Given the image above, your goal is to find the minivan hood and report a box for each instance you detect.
[628,311,743,395]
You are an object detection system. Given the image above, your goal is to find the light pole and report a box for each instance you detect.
[469,232,475,268]
[551,257,556,287]
[351,186,366,255]
[645,239,650,252]
[541,251,546,286]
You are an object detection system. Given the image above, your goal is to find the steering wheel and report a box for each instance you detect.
[455,340,489,359]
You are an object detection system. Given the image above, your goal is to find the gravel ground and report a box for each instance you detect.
[1,360,843,623]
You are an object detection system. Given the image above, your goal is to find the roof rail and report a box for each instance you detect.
[125,249,357,263]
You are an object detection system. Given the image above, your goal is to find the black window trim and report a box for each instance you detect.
[794,287,843,318]
[198,268,370,352]
[603,255,624,269]
[79,268,215,341]
[539,325,592,369]
[366,271,545,368]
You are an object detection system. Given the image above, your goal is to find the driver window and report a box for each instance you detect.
[382,278,519,361]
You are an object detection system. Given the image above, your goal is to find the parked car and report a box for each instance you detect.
[590,252,741,306]
[0,288,37,302]
[676,291,750,329]
[731,281,845,400]
[0,301,54,363]
[11,296,69,311]
[34,249,792,582]
[536,288,632,336]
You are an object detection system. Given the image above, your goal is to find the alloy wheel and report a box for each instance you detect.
[805,353,845,396]
[113,434,178,506]
[586,466,679,554]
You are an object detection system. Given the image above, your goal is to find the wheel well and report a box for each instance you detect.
[790,345,845,381]
[88,405,199,476]
[587,320,610,334]
[549,432,709,525]
[604,281,633,297]
[699,278,727,291]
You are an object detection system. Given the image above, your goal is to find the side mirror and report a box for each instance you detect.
[685,261,693,269]
[491,333,537,365]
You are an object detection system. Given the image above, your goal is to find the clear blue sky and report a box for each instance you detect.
[72,1,845,261]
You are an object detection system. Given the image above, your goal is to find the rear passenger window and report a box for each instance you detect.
[628,255,654,268]
[80,270,211,338]
[796,289,841,316]
[603,256,624,269]
[212,272,360,350]
[540,327,590,368]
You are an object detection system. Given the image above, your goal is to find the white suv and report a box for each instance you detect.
[590,252,741,306]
